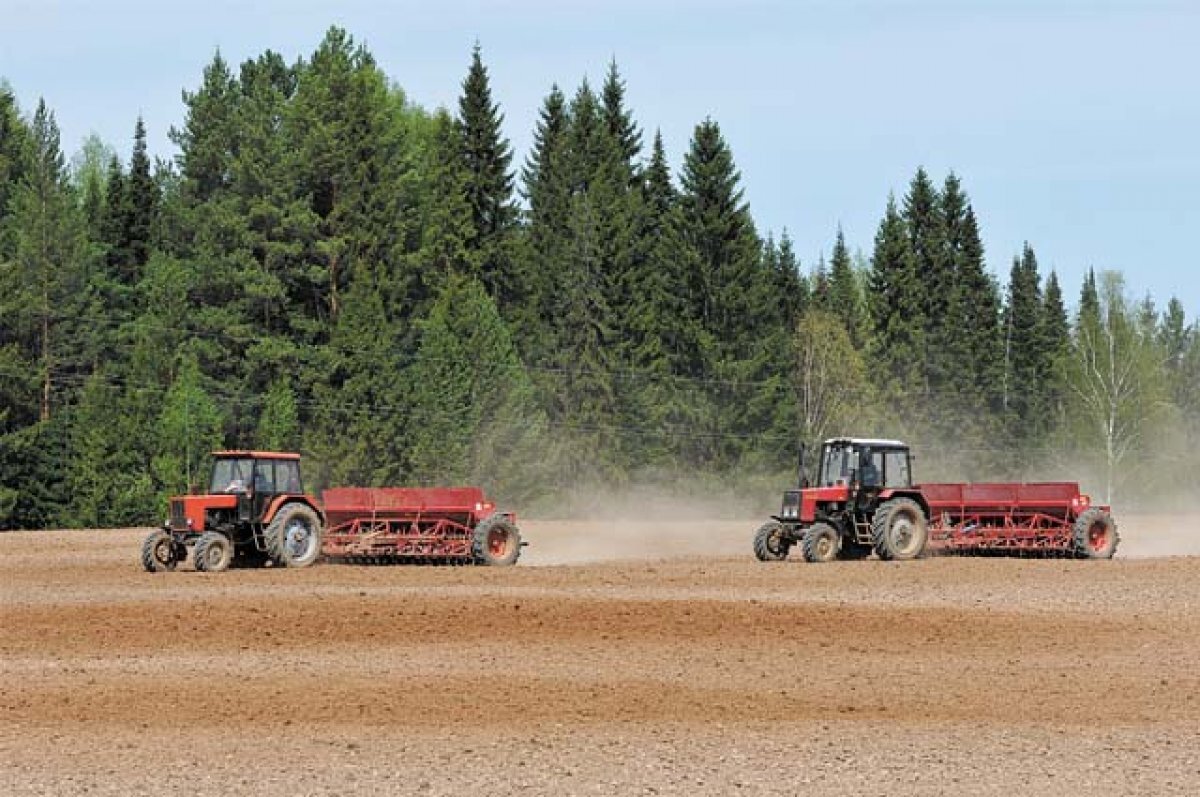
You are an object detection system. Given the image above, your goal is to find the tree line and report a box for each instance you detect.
[1,27,1196,528]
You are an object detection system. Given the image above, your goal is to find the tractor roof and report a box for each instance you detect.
[211,450,302,460]
[823,437,908,449]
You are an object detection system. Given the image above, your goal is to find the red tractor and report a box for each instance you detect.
[754,437,1118,562]
[141,451,324,573]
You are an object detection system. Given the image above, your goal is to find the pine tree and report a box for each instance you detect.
[827,226,867,348]
[624,131,713,466]
[170,51,239,201]
[256,377,300,451]
[1001,243,1046,447]
[518,84,572,365]
[125,117,158,276]
[1041,270,1072,425]
[901,168,950,392]
[600,60,641,183]
[2,100,88,423]
[408,276,551,500]
[868,194,925,413]
[152,353,225,499]
[455,43,519,307]
[678,118,786,467]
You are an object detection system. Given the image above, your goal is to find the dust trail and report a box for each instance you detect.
[516,485,767,566]
[1113,514,1200,559]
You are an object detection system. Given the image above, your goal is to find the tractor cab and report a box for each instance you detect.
[779,438,912,524]
[208,451,305,523]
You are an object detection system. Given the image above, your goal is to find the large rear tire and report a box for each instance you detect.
[193,532,233,573]
[1072,508,1118,559]
[801,522,840,563]
[871,498,928,561]
[141,530,179,572]
[266,503,323,568]
[473,514,521,566]
[753,521,790,562]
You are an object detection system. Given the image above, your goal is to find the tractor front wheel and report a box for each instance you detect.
[193,532,233,573]
[871,498,929,561]
[753,521,790,562]
[141,530,179,572]
[266,503,323,568]
[802,522,840,563]
[473,514,521,566]
[1072,508,1119,559]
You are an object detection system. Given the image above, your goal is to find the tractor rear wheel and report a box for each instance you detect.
[266,503,323,568]
[753,521,790,562]
[141,530,179,572]
[193,532,233,573]
[1072,508,1118,559]
[801,522,840,563]
[871,498,928,561]
[473,514,521,566]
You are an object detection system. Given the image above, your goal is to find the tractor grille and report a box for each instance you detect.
[780,490,801,520]
[169,499,187,530]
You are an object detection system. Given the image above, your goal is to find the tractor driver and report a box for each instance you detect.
[224,462,249,493]
[858,448,881,488]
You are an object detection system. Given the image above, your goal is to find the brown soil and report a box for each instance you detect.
[3,517,1200,796]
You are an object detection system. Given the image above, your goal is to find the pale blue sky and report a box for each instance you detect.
[3,0,1197,317]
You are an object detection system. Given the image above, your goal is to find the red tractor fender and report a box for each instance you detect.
[261,494,324,526]
[877,488,932,520]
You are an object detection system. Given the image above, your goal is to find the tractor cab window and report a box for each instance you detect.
[254,460,276,493]
[858,448,883,487]
[883,450,911,488]
[819,444,854,486]
[211,458,255,493]
[276,460,302,493]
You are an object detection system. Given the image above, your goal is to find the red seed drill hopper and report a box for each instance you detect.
[320,486,523,565]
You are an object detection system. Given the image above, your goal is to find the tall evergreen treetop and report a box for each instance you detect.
[868,194,925,392]
[456,43,517,240]
[171,51,238,201]
[679,117,762,348]
[600,60,641,181]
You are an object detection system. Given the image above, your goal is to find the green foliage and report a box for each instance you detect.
[152,354,225,499]
[0,36,1196,526]
[408,275,551,501]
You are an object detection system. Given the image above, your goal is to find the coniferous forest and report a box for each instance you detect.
[1,28,1197,528]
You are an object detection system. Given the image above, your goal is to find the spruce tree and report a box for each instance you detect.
[518,85,572,364]
[1041,270,1072,426]
[1001,243,1047,446]
[600,60,641,183]
[827,226,867,348]
[678,118,787,467]
[408,276,550,500]
[455,43,519,307]
[868,194,925,411]
[3,100,88,423]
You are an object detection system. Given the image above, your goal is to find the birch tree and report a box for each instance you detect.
[1067,271,1167,503]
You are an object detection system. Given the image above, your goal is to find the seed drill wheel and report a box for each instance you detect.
[473,514,521,566]
[193,532,233,573]
[753,520,790,562]
[141,530,179,572]
[871,498,929,561]
[801,522,840,563]
[1072,508,1119,559]
[266,503,323,568]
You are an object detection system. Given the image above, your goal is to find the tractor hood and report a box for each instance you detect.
[167,494,238,532]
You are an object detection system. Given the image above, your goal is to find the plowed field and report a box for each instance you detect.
[3,516,1199,796]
